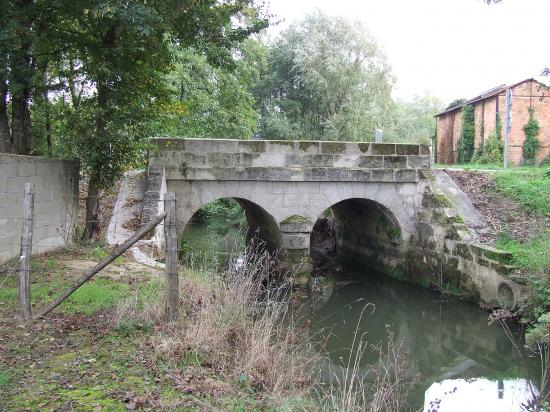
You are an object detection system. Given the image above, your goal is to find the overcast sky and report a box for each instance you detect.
[266,0,550,104]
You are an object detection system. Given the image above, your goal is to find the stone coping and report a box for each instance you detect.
[151,137,430,156]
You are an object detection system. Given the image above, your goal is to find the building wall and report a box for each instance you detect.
[0,154,79,262]
[436,109,462,164]
[437,80,550,165]
[506,80,550,164]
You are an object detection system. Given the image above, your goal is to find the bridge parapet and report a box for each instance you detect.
[151,138,431,183]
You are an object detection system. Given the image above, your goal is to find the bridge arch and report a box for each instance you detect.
[173,183,283,254]
[310,198,404,273]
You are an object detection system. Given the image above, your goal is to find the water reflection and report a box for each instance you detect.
[305,266,528,408]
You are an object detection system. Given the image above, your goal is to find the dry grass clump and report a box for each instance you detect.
[112,244,415,410]
[114,245,317,406]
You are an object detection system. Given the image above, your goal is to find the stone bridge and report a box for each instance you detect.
[143,138,523,309]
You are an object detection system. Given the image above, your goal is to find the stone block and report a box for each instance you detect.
[419,145,431,155]
[238,153,257,166]
[266,141,296,153]
[298,141,320,153]
[371,143,396,155]
[394,169,417,182]
[396,144,419,155]
[370,169,394,182]
[354,170,371,182]
[302,154,334,167]
[245,168,268,180]
[183,153,207,166]
[325,169,341,181]
[383,156,408,168]
[357,156,383,168]
[304,167,327,182]
[282,233,310,249]
[284,154,300,167]
[207,153,240,167]
[280,215,312,233]
[321,142,347,154]
[243,140,267,153]
[418,222,434,239]
[479,245,514,265]
[268,168,293,181]
[357,143,371,153]
[407,156,431,169]
[453,242,473,260]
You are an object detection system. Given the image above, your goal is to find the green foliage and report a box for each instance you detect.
[457,104,475,163]
[159,40,267,139]
[522,107,541,165]
[494,168,550,216]
[478,130,503,165]
[255,11,395,141]
[525,312,550,348]
[445,98,466,111]
[390,95,445,144]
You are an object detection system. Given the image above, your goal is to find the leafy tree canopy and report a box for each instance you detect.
[255,11,395,141]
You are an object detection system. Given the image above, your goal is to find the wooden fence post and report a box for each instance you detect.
[19,182,34,320]
[164,192,179,320]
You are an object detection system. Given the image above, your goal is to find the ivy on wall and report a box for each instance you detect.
[523,107,541,165]
[477,113,503,165]
[457,104,475,163]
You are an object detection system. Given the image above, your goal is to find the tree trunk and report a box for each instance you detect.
[0,65,11,153]
[10,0,34,155]
[11,94,30,155]
[83,177,101,240]
[42,63,52,156]
[83,25,115,240]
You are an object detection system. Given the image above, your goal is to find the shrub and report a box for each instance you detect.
[457,104,475,163]
[523,107,541,165]
[478,130,503,164]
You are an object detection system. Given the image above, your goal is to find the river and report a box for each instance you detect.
[181,220,537,410]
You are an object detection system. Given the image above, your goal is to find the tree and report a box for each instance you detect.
[255,11,395,141]
[159,39,268,139]
[389,95,445,144]
[1,0,269,239]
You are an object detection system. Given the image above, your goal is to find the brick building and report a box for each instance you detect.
[435,79,550,165]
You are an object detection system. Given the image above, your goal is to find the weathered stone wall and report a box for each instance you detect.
[0,154,79,262]
[147,138,522,308]
[407,171,520,309]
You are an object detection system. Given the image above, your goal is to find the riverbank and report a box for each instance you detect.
[0,244,413,411]
[445,167,550,320]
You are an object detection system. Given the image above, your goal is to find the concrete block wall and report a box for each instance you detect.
[0,154,79,262]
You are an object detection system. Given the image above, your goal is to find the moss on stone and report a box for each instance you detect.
[422,191,453,208]
[281,215,312,224]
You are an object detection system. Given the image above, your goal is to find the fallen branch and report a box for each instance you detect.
[34,212,167,319]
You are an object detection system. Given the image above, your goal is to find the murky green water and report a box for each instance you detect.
[182,222,533,409]
[303,267,529,408]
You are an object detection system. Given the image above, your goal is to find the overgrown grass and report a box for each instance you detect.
[491,167,550,317]
[493,167,550,216]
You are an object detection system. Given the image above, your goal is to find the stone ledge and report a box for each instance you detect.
[165,166,422,183]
